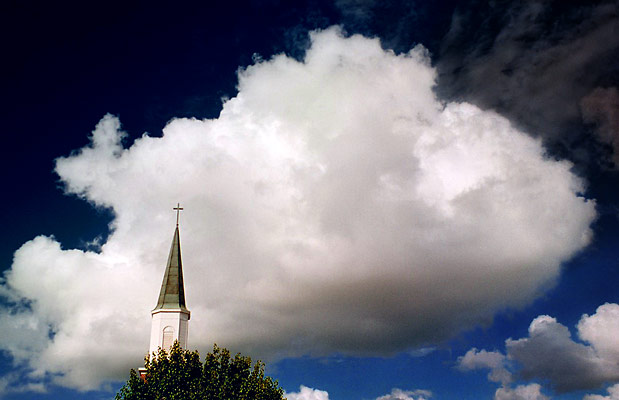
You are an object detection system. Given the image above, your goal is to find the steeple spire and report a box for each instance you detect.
[153,224,188,312]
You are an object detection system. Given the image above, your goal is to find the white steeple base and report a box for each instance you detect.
[148,308,190,357]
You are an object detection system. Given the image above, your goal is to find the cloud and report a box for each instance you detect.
[0,27,595,391]
[285,386,432,400]
[286,385,330,400]
[584,384,619,400]
[1,236,149,390]
[508,311,619,392]
[376,388,432,400]
[0,372,46,396]
[578,303,619,362]
[456,348,542,400]
[407,347,435,358]
[437,1,619,165]
[459,304,619,394]
[494,383,548,400]
[580,87,619,167]
[457,348,511,385]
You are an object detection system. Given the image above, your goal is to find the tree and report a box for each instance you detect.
[116,342,285,400]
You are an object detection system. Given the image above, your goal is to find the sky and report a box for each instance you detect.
[0,1,618,399]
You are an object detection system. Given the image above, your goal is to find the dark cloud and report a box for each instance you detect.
[436,0,619,166]
[581,86,619,168]
[332,1,619,168]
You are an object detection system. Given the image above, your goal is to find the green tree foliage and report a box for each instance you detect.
[116,342,285,400]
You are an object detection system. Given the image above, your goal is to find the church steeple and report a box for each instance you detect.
[148,204,191,356]
[153,226,188,313]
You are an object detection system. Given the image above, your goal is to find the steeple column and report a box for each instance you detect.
[149,309,190,355]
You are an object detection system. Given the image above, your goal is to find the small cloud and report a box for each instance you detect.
[584,383,619,400]
[0,371,47,396]
[408,347,436,358]
[457,348,511,385]
[376,388,432,400]
[494,383,548,400]
[286,385,330,400]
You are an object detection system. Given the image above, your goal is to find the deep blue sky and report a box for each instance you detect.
[1,1,618,399]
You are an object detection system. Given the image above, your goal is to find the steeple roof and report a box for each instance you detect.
[153,225,189,313]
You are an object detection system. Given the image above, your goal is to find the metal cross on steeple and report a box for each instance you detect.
[173,203,184,226]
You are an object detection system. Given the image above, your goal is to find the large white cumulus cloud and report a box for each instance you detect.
[0,27,595,391]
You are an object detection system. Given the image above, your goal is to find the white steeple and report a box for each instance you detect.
[148,204,190,356]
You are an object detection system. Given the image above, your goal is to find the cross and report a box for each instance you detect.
[173,203,184,226]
